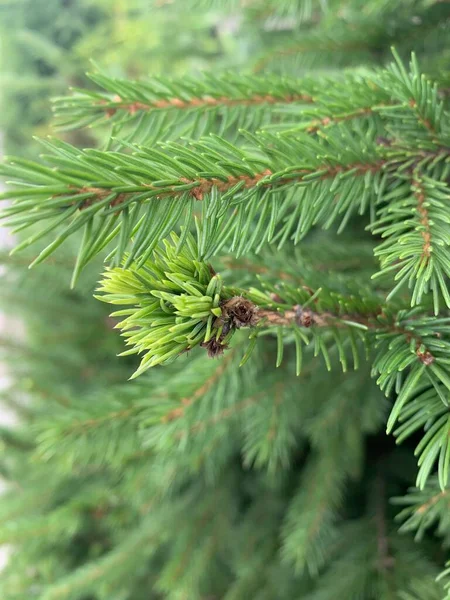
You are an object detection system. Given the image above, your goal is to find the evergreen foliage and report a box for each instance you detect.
[1,0,450,598]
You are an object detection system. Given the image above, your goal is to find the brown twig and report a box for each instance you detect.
[416,490,450,514]
[76,159,387,209]
[102,91,315,117]
[255,302,374,328]
[306,104,392,133]
[408,99,436,135]
[240,295,436,367]
[412,176,432,263]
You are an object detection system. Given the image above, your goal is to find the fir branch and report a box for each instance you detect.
[96,229,446,374]
[392,388,450,490]
[5,54,448,283]
[73,157,382,207]
[240,379,304,473]
[154,481,238,597]
[101,90,312,113]
[150,351,301,478]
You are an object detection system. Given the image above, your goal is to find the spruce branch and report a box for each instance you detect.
[39,516,159,600]
[0,130,390,281]
[153,364,299,475]
[54,68,398,142]
[393,479,450,542]
[34,393,146,469]
[376,50,448,143]
[2,53,449,295]
[281,449,345,575]
[0,505,82,547]
[31,341,259,478]
[272,75,394,136]
[96,231,450,491]
[54,71,317,143]
[96,231,383,378]
[161,348,239,423]
[372,173,450,312]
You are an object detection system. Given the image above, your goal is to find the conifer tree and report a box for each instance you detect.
[1,1,450,598]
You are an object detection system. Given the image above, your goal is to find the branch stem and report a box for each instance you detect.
[103,92,315,117]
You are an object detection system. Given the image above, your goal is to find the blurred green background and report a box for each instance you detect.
[3,0,448,157]
[0,0,248,157]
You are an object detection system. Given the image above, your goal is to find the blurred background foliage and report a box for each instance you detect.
[0,0,242,155]
[2,0,449,156]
